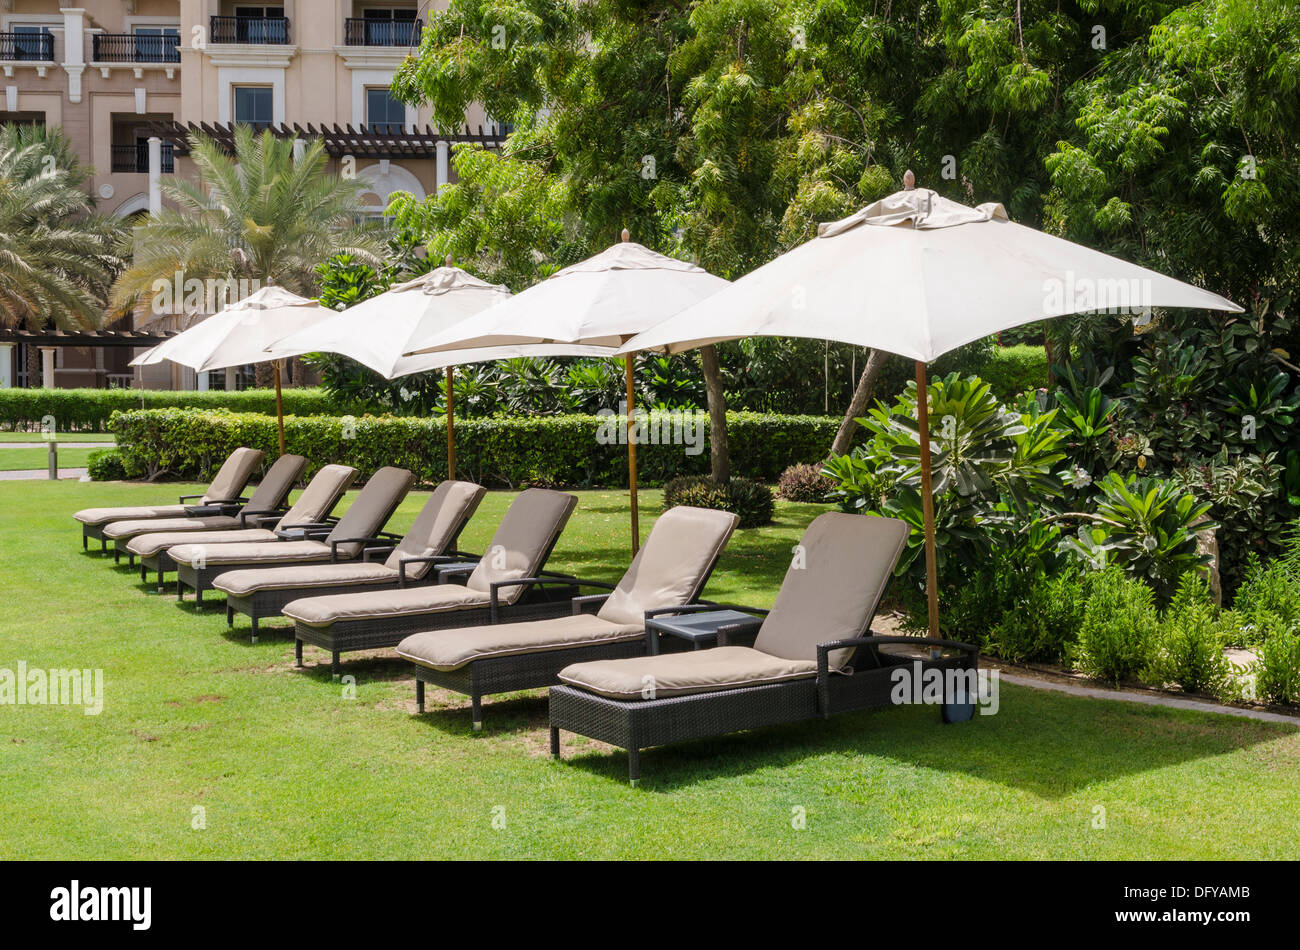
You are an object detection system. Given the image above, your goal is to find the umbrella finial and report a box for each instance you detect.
[444,254,453,268]
[903,169,916,190]
[621,228,630,243]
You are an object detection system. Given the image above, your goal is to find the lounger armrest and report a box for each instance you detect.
[397,554,458,587]
[572,593,611,615]
[814,636,979,718]
[329,537,385,562]
[238,506,288,528]
[362,545,397,562]
[487,577,616,622]
[178,493,205,503]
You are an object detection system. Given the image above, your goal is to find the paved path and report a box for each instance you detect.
[0,441,113,449]
[999,672,1299,726]
[0,468,89,481]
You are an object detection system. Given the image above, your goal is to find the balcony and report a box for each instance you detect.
[92,33,181,64]
[344,18,421,47]
[0,32,55,62]
[209,16,290,45]
[111,142,175,174]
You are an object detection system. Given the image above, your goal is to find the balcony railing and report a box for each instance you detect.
[111,142,175,174]
[0,32,55,62]
[209,15,290,45]
[92,33,181,64]
[343,18,421,47]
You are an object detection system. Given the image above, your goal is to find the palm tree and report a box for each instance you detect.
[0,125,123,331]
[113,125,383,385]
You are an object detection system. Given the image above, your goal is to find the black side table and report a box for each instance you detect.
[645,609,763,655]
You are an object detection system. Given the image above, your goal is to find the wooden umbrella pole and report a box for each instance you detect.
[625,353,640,554]
[915,359,939,639]
[273,358,286,456]
[445,365,456,481]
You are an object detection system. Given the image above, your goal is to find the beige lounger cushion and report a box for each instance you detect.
[213,562,400,597]
[597,507,738,625]
[202,447,265,503]
[126,528,279,557]
[397,614,644,672]
[75,504,191,526]
[242,453,307,511]
[465,488,578,605]
[384,480,485,577]
[754,512,909,668]
[276,464,357,528]
[283,583,490,627]
[558,646,818,700]
[168,539,331,568]
[322,465,414,558]
[104,515,243,540]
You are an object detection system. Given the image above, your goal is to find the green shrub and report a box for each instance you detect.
[109,408,836,490]
[86,448,127,481]
[987,568,1086,663]
[0,388,341,433]
[662,475,775,528]
[1255,632,1300,705]
[1229,555,1300,646]
[1071,568,1159,684]
[776,463,833,502]
[970,344,1051,401]
[1143,574,1230,694]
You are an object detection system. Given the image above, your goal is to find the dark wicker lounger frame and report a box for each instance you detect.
[549,628,979,784]
[82,492,246,553]
[295,568,583,678]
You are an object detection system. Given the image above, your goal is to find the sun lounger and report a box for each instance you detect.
[393,506,739,730]
[548,512,978,783]
[211,480,486,639]
[283,488,581,675]
[73,446,264,551]
[102,454,307,563]
[125,463,357,592]
[165,465,414,609]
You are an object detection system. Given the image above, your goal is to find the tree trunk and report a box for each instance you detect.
[24,345,39,389]
[828,348,889,457]
[254,361,274,389]
[699,344,730,483]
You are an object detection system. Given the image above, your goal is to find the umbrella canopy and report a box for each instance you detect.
[623,188,1240,360]
[404,240,730,354]
[404,237,731,553]
[131,285,329,372]
[617,183,1242,639]
[266,265,615,377]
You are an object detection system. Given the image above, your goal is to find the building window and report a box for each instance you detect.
[233,86,274,129]
[357,8,419,46]
[228,6,287,44]
[9,25,55,62]
[365,88,405,134]
[131,27,181,64]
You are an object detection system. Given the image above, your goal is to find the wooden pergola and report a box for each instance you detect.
[148,120,507,160]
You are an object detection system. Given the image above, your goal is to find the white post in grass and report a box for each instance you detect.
[40,346,57,388]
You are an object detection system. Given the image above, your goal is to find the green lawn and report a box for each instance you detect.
[0,432,114,443]
[0,446,99,471]
[1,479,1297,859]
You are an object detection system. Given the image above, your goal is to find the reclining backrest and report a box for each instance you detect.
[596,506,739,626]
[754,513,908,668]
[385,480,486,577]
[325,466,416,558]
[243,454,307,512]
[201,447,265,503]
[276,464,357,528]
[465,489,578,605]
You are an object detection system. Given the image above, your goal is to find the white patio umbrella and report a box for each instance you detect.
[620,177,1242,637]
[405,233,730,553]
[131,284,331,454]
[266,260,616,479]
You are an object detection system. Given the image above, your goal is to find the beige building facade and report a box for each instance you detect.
[1,0,496,389]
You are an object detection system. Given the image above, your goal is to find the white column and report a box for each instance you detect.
[40,347,57,389]
[62,8,86,103]
[148,137,162,214]
[435,140,449,193]
[0,344,13,388]
[197,370,210,391]
[224,366,238,391]
[293,139,305,164]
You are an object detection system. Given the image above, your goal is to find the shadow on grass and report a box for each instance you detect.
[555,683,1292,795]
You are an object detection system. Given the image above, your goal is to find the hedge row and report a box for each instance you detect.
[0,388,342,432]
[109,409,840,488]
[973,344,1052,399]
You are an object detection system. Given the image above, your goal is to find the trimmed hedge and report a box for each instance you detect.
[109,408,840,488]
[0,388,342,433]
[973,344,1051,400]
